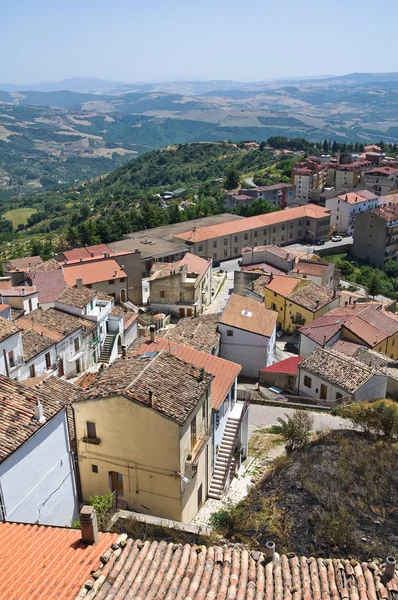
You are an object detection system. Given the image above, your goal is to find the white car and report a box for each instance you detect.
[331,235,343,242]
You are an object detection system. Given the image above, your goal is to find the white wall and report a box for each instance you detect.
[298,368,387,402]
[355,375,387,401]
[0,332,24,379]
[218,323,276,377]
[122,319,138,348]
[0,410,78,526]
[20,345,57,380]
[299,331,341,357]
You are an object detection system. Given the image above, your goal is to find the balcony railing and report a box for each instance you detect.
[291,316,305,325]
[186,428,211,466]
[9,355,23,370]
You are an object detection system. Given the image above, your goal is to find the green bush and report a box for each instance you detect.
[316,507,355,548]
[338,400,398,439]
[277,410,314,453]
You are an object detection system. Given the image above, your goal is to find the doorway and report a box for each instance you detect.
[58,361,64,377]
[109,471,124,496]
[120,289,126,302]
[320,384,327,400]
[179,307,185,318]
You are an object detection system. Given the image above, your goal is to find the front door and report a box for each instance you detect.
[179,307,185,318]
[58,361,64,377]
[320,384,327,400]
[120,289,126,302]
[110,471,124,496]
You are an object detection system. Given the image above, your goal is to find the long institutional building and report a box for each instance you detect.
[174,206,331,261]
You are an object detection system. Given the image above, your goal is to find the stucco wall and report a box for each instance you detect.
[20,345,57,380]
[218,323,275,377]
[0,332,23,379]
[299,331,341,357]
[0,410,78,526]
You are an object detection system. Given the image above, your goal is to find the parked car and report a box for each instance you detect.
[284,341,300,354]
[331,235,343,242]
[315,239,325,246]
[212,259,221,268]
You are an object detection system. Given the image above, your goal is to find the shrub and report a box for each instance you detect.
[89,491,115,530]
[338,400,398,439]
[277,410,314,453]
[316,507,355,548]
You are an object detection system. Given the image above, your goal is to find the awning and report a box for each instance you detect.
[67,351,84,363]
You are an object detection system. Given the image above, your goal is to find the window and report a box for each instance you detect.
[224,250,228,257]
[119,277,125,283]
[213,253,217,259]
[273,292,277,297]
[199,244,203,252]
[8,350,15,368]
[224,238,228,245]
[213,241,217,248]
[74,338,80,353]
[191,416,197,449]
[234,236,238,243]
[202,402,206,420]
[244,234,248,241]
[234,247,238,254]
[272,227,276,233]
[92,465,98,473]
[179,292,184,302]
[86,284,92,289]
[227,329,233,336]
[335,393,343,400]
[108,279,115,285]
[160,290,165,298]
[263,229,267,235]
[29,364,36,378]
[290,232,293,239]
[87,421,96,438]
[281,236,284,242]
[271,303,277,310]
[45,352,51,369]
[281,224,285,231]
[303,375,312,388]
[298,220,302,226]
[254,231,257,238]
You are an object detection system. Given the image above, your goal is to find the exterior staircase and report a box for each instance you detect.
[99,334,116,364]
[208,414,241,500]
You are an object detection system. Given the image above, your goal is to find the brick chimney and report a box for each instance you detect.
[76,277,84,290]
[80,505,99,545]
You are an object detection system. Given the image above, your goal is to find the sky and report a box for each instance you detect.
[1,0,397,84]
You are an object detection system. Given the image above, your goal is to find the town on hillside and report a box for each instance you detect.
[1,141,398,598]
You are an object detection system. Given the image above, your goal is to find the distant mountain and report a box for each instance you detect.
[0,77,124,93]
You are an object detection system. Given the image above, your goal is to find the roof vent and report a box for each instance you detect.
[385,556,396,579]
[34,399,45,424]
[242,310,252,317]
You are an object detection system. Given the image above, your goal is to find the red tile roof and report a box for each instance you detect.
[367,167,398,175]
[299,306,363,344]
[0,522,117,600]
[174,206,331,243]
[179,252,211,278]
[260,356,302,374]
[265,274,301,297]
[343,306,398,347]
[0,303,10,312]
[63,259,127,286]
[131,336,241,410]
[62,243,113,261]
[220,293,278,337]
[32,270,67,304]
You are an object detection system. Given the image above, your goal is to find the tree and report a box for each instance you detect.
[225,168,240,190]
[338,400,398,439]
[323,139,329,153]
[277,410,314,453]
[367,271,382,298]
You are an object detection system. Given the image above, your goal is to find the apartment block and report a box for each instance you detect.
[352,206,398,267]
[325,190,379,235]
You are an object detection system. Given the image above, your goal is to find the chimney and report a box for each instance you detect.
[385,556,396,579]
[265,541,275,559]
[135,248,139,253]
[90,251,94,257]
[323,335,327,348]
[199,367,205,381]
[80,505,99,545]
[80,257,83,263]
[76,277,84,290]
[148,390,156,407]
[113,270,117,277]
[150,325,156,342]
[34,399,45,423]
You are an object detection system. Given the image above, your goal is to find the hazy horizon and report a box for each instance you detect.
[2,0,396,84]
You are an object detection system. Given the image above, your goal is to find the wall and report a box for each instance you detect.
[75,395,193,522]
[20,345,57,380]
[241,248,295,272]
[0,410,78,526]
[55,330,94,379]
[113,251,143,305]
[352,211,390,267]
[122,319,138,349]
[299,330,341,357]
[218,323,275,377]
[259,370,298,392]
[284,296,340,334]
[3,293,39,313]
[0,305,12,320]
[354,375,387,402]
[233,271,262,297]
[298,368,348,401]
[0,332,24,379]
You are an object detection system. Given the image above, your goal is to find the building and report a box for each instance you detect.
[174,206,331,262]
[148,253,212,318]
[130,332,246,501]
[352,205,398,267]
[331,160,371,190]
[63,259,129,303]
[19,329,57,380]
[341,305,398,359]
[240,244,296,272]
[225,183,296,209]
[291,259,339,290]
[325,190,379,235]
[2,255,43,286]
[363,167,398,196]
[0,317,24,379]
[259,356,303,392]
[218,293,278,376]
[0,286,39,315]
[161,312,221,354]
[298,347,387,403]
[0,520,117,600]
[73,351,213,522]
[292,159,328,202]
[263,275,340,333]
[0,374,79,525]
[29,269,67,309]
[298,305,363,356]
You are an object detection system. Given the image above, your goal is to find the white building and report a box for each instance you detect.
[218,293,278,377]
[0,374,79,526]
[0,317,24,379]
[298,347,387,403]
[325,191,379,235]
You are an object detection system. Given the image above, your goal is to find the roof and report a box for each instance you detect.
[0,303,10,313]
[179,252,211,278]
[4,255,42,271]
[241,244,293,260]
[343,306,398,347]
[299,347,381,393]
[0,315,21,342]
[83,538,398,600]
[149,253,210,282]
[367,166,398,175]
[0,287,37,297]
[241,263,285,275]
[220,293,278,337]
[0,373,70,462]
[292,260,329,277]
[161,313,221,353]
[30,258,62,272]
[82,352,213,425]
[56,286,97,309]
[18,308,95,341]
[31,270,67,304]
[0,522,117,600]
[174,206,331,243]
[299,306,364,344]
[130,336,241,410]
[21,329,54,361]
[289,281,335,312]
[332,339,364,356]
[265,274,301,297]
[62,243,113,262]
[249,275,271,298]
[260,356,302,375]
[63,259,127,287]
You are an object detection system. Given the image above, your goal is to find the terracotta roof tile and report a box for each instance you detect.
[0,315,21,342]
[85,539,398,600]
[260,356,302,374]
[162,313,221,353]
[63,243,113,261]
[63,259,127,287]
[56,286,97,309]
[289,281,336,312]
[299,306,370,344]
[179,252,211,278]
[0,303,10,313]
[21,329,54,361]
[31,270,67,304]
[30,258,62,272]
[220,293,278,337]
[130,336,241,410]
[175,206,331,243]
[292,260,329,277]
[5,255,42,271]
[265,274,301,297]
[18,308,95,340]
[0,522,117,600]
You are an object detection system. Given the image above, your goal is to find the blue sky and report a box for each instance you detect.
[1,0,396,83]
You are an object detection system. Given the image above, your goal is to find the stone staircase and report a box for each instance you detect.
[208,414,240,500]
[99,334,116,364]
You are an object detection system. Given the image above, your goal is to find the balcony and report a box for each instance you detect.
[186,429,211,466]
[291,316,305,325]
[9,355,23,371]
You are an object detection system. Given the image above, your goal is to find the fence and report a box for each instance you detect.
[255,386,353,410]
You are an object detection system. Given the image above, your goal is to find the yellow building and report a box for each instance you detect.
[341,306,398,360]
[263,274,340,333]
[73,351,213,523]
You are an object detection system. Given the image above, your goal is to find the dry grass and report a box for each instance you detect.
[249,428,283,460]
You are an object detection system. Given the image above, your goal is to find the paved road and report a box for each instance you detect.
[248,403,350,436]
[340,279,392,304]
[287,236,353,254]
